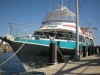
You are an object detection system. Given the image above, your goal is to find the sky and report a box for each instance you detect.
[0,0,100,45]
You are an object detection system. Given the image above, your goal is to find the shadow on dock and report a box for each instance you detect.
[53,55,100,75]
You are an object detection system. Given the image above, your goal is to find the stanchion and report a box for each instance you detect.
[88,46,92,56]
[96,46,100,56]
[49,42,58,64]
[83,46,86,57]
[95,46,97,55]
[92,46,95,55]
[99,46,100,55]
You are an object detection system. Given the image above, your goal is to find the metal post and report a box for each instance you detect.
[92,46,95,55]
[83,46,86,57]
[95,46,97,55]
[99,46,100,55]
[49,42,58,64]
[88,46,92,56]
[75,0,80,60]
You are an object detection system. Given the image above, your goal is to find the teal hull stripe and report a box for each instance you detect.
[15,38,83,49]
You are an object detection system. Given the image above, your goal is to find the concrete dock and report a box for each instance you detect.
[32,55,100,75]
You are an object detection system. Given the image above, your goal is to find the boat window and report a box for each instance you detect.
[33,32,48,39]
[72,33,76,41]
[42,20,75,24]
[43,22,62,26]
[79,35,85,42]
[70,33,85,42]
[33,31,84,41]
[49,32,56,37]
[55,32,73,40]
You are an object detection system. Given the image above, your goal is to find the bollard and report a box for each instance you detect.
[95,46,97,55]
[49,43,58,64]
[92,46,95,55]
[83,46,87,57]
[99,46,100,55]
[88,46,92,56]
[96,46,100,56]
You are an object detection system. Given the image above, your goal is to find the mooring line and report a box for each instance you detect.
[0,39,27,67]
[56,44,64,58]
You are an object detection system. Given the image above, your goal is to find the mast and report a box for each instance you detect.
[88,19,93,38]
[9,23,12,35]
[9,23,11,35]
[88,19,95,46]
[75,0,80,60]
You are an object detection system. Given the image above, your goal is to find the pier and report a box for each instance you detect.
[33,55,100,75]
[43,44,100,75]
[13,45,100,75]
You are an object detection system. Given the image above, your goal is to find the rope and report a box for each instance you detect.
[0,39,27,67]
[56,44,64,57]
[40,30,47,39]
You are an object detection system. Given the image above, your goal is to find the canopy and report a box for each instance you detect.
[42,6,76,24]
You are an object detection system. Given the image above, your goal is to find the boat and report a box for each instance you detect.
[0,1,95,60]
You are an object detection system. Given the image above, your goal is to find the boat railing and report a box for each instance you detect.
[9,23,40,38]
[33,29,74,41]
[9,22,76,41]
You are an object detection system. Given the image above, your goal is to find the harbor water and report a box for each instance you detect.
[0,51,49,75]
[0,51,25,75]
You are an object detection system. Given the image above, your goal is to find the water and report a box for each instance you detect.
[0,51,49,75]
[0,51,25,75]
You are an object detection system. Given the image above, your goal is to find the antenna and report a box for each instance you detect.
[61,0,64,6]
[66,0,67,7]
[50,0,51,12]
